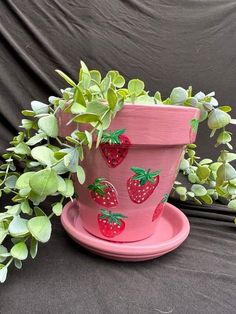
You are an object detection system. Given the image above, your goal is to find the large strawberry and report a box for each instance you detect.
[88,178,118,208]
[152,193,169,222]
[127,167,160,204]
[99,129,131,168]
[97,209,127,238]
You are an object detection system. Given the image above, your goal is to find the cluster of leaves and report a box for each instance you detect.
[0,61,235,283]
[163,88,236,208]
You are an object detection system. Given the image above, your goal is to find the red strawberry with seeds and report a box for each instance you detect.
[152,193,169,222]
[88,178,118,208]
[99,129,131,168]
[97,209,127,238]
[127,167,160,204]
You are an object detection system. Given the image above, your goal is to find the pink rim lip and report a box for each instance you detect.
[61,200,190,257]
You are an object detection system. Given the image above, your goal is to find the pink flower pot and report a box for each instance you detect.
[59,104,200,242]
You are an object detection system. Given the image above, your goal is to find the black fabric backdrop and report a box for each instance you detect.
[0,1,236,313]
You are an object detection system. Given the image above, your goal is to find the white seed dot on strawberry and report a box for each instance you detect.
[117,225,120,228]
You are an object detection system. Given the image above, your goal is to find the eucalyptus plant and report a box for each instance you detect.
[0,61,236,283]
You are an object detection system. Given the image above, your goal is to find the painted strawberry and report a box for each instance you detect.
[127,167,160,204]
[88,178,118,208]
[152,193,169,222]
[99,129,131,168]
[97,209,127,238]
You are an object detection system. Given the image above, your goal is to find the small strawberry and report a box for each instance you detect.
[97,209,127,238]
[127,167,160,204]
[88,178,118,208]
[152,193,169,222]
[99,129,131,168]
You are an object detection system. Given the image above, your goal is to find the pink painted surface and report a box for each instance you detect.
[59,104,199,242]
[61,200,190,261]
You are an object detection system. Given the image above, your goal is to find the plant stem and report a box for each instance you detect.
[6,257,13,268]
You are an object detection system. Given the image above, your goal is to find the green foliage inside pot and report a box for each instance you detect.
[0,61,236,283]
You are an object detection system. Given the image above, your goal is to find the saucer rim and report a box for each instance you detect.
[61,200,190,257]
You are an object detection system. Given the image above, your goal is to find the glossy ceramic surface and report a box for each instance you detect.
[61,200,190,261]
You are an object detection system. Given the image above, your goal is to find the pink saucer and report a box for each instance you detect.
[61,200,190,261]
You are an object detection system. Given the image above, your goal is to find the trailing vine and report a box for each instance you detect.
[0,61,236,283]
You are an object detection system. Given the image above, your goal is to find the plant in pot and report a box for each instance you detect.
[0,61,236,282]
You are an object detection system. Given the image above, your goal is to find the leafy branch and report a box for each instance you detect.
[0,62,236,283]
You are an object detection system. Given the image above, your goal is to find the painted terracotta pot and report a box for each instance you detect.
[59,104,200,243]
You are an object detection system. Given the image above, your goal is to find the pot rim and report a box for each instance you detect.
[122,102,200,113]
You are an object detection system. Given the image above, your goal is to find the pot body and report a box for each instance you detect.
[59,104,200,242]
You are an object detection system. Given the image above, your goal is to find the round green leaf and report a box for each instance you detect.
[14,143,31,155]
[207,109,231,130]
[113,75,125,88]
[218,106,232,113]
[227,184,236,195]
[128,79,145,96]
[170,87,188,104]
[72,113,100,124]
[0,265,8,283]
[31,101,49,114]
[14,259,22,269]
[107,88,117,110]
[28,216,52,243]
[179,159,189,171]
[9,217,29,237]
[26,132,46,146]
[188,173,199,184]
[228,199,236,210]
[38,115,58,138]
[10,242,28,260]
[218,152,236,163]
[217,163,236,182]
[0,245,8,263]
[21,119,33,130]
[176,186,187,196]
[85,131,93,149]
[31,146,57,166]
[52,202,63,216]
[200,194,213,204]
[199,159,213,165]
[5,175,18,189]
[30,237,38,259]
[70,102,86,114]
[191,184,207,196]
[77,165,86,184]
[21,200,32,215]
[29,168,58,196]
[196,166,210,180]
[86,100,108,116]
[216,131,231,145]
[63,179,74,197]
[90,70,101,84]
[57,176,66,194]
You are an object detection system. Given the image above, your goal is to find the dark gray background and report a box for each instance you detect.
[0,1,236,313]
